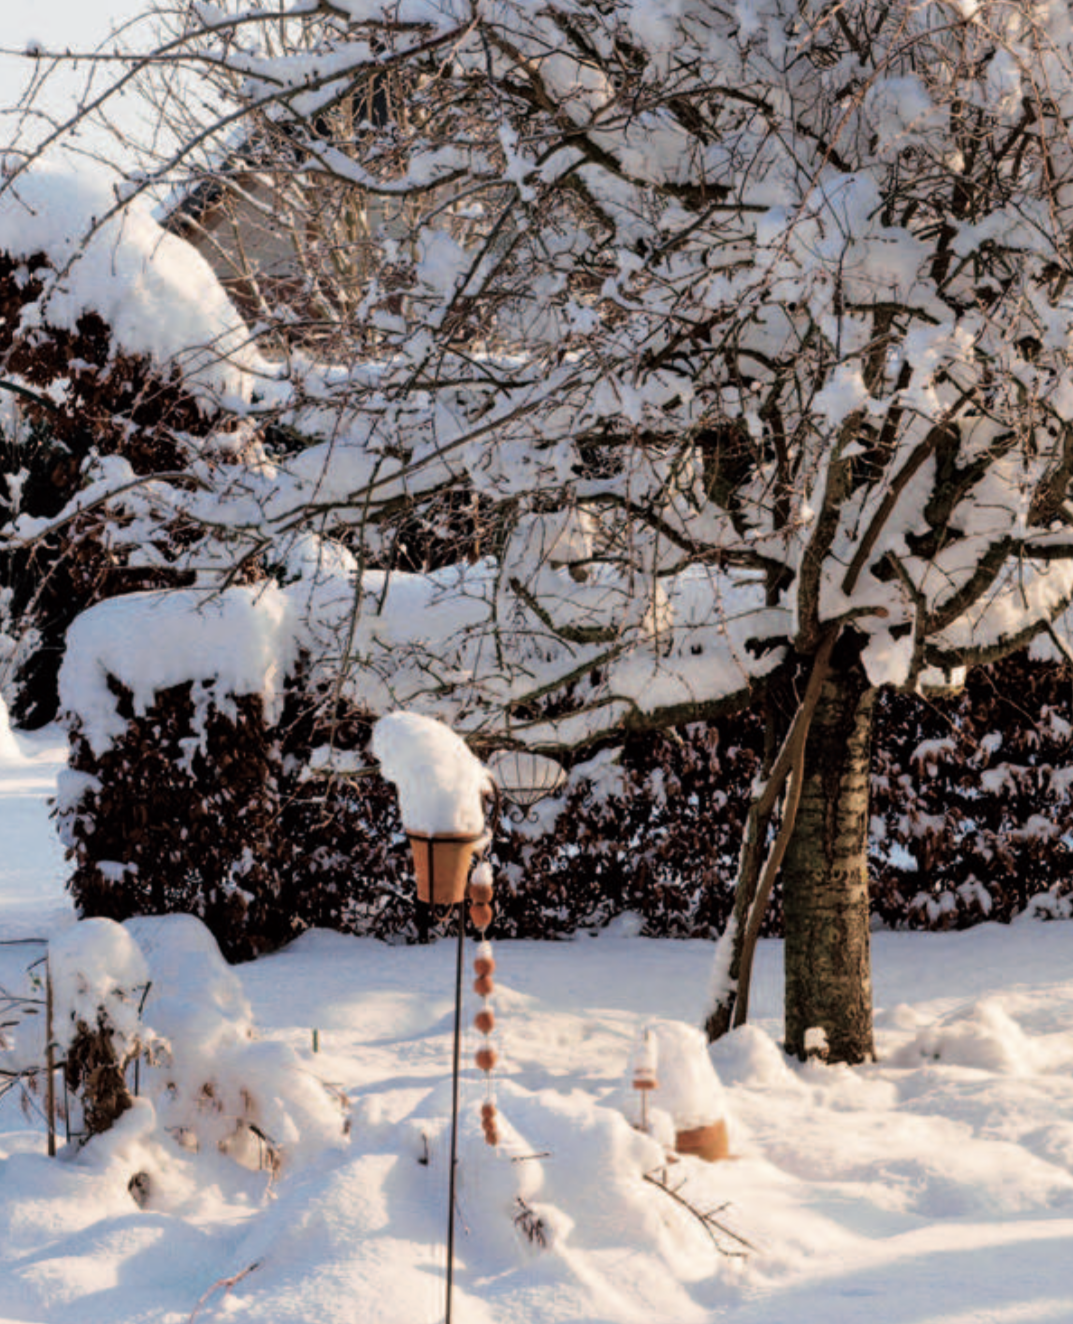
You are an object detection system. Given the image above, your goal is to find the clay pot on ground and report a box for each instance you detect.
[407,831,487,904]
[674,1118,729,1162]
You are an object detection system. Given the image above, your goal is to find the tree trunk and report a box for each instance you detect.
[705,639,835,1044]
[781,647,876,1065]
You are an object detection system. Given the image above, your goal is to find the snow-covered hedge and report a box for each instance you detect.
[58,649,1073,953]
[870,652,1073,929]
[19,915,347,1171]
[60,680,290,961]
[0,165,258,728]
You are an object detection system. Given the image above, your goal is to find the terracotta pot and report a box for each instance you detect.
[674,1119,729,1163]
[407,831,486,905]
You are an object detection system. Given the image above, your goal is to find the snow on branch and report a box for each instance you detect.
[13,0,1073,747]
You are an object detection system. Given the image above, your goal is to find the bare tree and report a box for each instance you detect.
[9,0,1073,1062]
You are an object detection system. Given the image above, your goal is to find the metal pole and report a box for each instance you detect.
[419,838,434,944]
[445,901,465,1324]
[45,957,56,1158]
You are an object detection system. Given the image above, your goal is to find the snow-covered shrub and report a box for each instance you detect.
[0,235,253,728]
[62,639,1073,956]
[483,718,768,940]
[60,656,770,949]
[273,697,418,940]
[38,916,346,1173]
[127,915,347,1173]
[49,919,150,1138]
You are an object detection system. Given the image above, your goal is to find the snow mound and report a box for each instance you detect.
[0,696,25,764]
[33,917,347,1192]
[130,915,348,1175]
[125,913,250,1025]
[888,998,1042,1075]
[372,711,492,835]
[648,1019,729,1131]
[48,917,149,1056]
[359,1077,731,1315]
[710,1023,808,1091]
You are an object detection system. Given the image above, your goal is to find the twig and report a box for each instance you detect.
[133,981,152,1097]
[643,1170,755,1257]
[187,1261,261,1323]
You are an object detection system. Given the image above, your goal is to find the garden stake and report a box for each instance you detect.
[445,898,466,1324]
[45,957,55,1157]
[369,721,501,1324]
[631,1028,658,1134]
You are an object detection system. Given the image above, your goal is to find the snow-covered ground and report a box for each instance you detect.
[1,731,1072,1324]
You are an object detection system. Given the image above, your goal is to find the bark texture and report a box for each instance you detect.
[781,646,877,1064]
[705,639,835,1043]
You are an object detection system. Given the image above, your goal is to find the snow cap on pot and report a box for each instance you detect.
[649,1021,731,1162]
[372,711,493,904]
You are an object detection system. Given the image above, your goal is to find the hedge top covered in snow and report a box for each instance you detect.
[58,585,298,756]
[0,160,257,400]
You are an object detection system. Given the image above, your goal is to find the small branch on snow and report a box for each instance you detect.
[187,1261,262,1323]
[643,1169,755,1258]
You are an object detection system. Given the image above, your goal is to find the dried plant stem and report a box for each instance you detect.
[187,1261,261,1323]
[513,1196,549,1248]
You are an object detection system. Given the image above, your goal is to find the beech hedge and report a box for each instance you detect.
[59,653,1073,958]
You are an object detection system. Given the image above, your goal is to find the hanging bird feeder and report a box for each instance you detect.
[372,719,572,1324]
[485,749,567,822]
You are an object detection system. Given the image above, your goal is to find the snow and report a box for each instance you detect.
[58,585,298,756]
[123,914,348,1173]
[646,1021,729,1131]
[0,742,1072,1321]
[371,711,493,836]
[0,161,258,400]
[47,916,148,1056]
[0,694,25,764]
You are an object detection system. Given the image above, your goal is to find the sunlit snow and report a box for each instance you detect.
[0,737,1071,1323]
